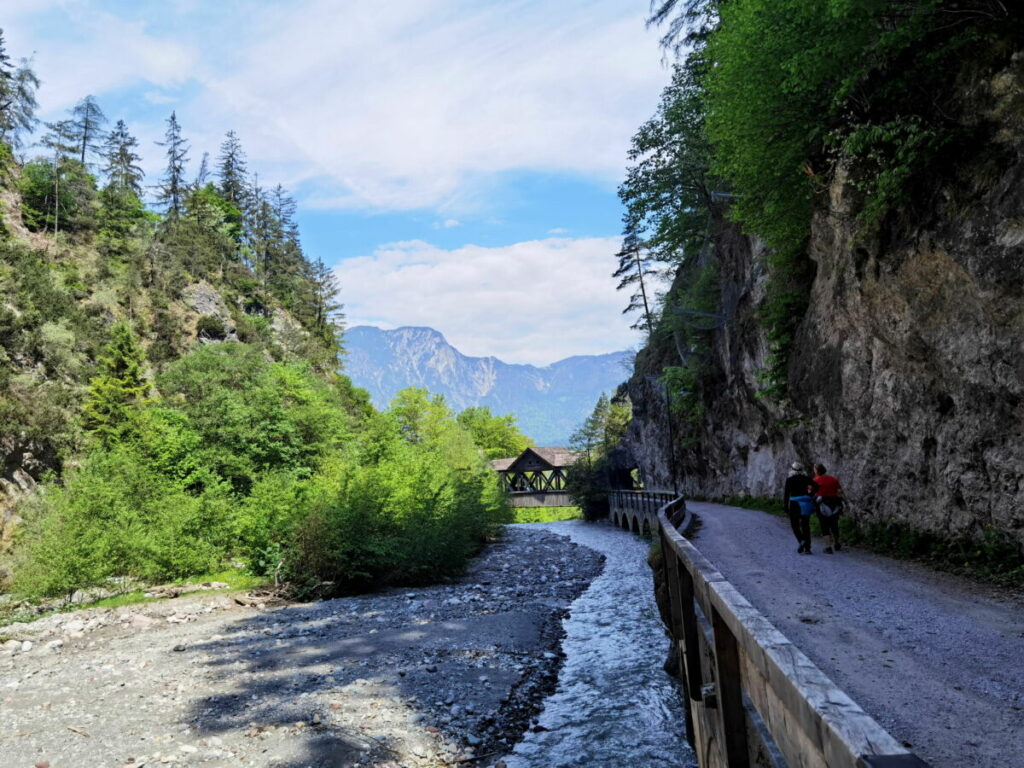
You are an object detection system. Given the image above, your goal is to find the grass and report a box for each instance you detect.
[513,506,583,524]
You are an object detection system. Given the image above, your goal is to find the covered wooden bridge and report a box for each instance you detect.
[490,446,581,507]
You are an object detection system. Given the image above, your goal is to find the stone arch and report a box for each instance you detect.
[641,518,652,538]
[631,516,640,534]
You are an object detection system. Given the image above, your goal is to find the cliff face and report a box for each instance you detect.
[624,56,1024,545]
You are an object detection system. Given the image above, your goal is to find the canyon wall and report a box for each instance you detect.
[624,57,1024,545]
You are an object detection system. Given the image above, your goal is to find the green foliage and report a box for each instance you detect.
[82,322,149,444]
[18,157,98,234]
[844,519,1024,587]
[13,446,232,597]
[639,1,1018,399]
[658,260,719,442]
[285,403,510,595]
[156,343,350,492]
[513,506,582,524]
[456,405,532,460]
[567,392,632,520]
[195,314,227,340]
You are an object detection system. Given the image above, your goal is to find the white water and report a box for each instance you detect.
[504,520,695,768]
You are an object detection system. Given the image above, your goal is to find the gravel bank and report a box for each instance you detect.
[686,501,1024,768]
[0,527,604,768]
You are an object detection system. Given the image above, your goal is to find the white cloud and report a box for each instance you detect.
[434,219,461,230]
[9,0,663,214]
[547,227,569,235]
[197,0,665,210]
[6,8,199,114]
[335,236,641,366]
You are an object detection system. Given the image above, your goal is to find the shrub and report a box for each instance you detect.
[195,314,227,340]
[13,447,231,598]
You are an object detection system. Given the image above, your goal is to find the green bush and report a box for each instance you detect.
[157,343,351,492]
[284,400,510,595]
[195,314,227,340]
[513,506,582,523]
[13,447,231,597]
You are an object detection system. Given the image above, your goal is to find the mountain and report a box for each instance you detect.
[344,326,631,445]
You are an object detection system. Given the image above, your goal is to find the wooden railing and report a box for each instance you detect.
[653,494,930,768]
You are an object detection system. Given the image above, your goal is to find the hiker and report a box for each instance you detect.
[783,461,817,554]
[813,463,844,554]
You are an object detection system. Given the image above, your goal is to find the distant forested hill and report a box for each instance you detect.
[345,326,631,445]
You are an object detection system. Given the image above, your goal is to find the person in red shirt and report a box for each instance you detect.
[812,464,843,553]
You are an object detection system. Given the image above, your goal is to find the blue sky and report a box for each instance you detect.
[6,0,672,365]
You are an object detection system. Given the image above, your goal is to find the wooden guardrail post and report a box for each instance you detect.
[711,607,750,768]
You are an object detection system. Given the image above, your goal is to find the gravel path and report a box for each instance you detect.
[686,501,1024,768]
[0,527,603,768]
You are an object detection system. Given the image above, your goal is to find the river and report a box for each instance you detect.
[503,520,696,768]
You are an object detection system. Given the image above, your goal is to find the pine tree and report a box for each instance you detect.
[156,111,189,220]
[217,129,248,206]
[570,393,611,461]
[612,226,657,332]
[82,322,150,444]
[98,120,146,254]
[69,94,107,166]
[102,119,144,196]
[0,30,39,150]
[309,256,344,357]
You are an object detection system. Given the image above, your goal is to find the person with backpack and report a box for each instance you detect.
[783,462,818,554]
[812,463,844,554]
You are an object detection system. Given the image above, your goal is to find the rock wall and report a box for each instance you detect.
[624,57,1024,546]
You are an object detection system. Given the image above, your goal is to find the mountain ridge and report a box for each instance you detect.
[344,325,630,445]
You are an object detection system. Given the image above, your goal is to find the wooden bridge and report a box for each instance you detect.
[491,446,580,508]
[610,490,930,768]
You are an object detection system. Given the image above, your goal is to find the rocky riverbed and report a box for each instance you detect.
[0,527,604,768]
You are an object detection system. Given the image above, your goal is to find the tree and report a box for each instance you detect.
[389,387,452,445]
[612,227,657,332]
[217,129,248,206]
[456,406,532,460]
[194,151,211,187]
[307,256,345,357]
[39,120,78,235]
[82,322,150,444]
[69,94,107,166]
[155,111,189,220]
[566,391,631,520]
[102,119,144,196]
[0,29,40,150]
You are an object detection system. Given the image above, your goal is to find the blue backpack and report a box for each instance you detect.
[791,495,816,517]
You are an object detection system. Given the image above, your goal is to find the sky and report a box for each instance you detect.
[5,0,673,365]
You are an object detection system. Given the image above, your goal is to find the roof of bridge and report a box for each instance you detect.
[489,446,581,472]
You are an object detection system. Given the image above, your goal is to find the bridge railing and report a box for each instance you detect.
[608,489,675,533]
[655,495,929,768]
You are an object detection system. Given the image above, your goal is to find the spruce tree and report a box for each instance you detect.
[309,256,345,358]
[82,322,150,444]
[217,129,248,206]
[102,119,144,196]
[156,111,189,220]
[69,94,107,165]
